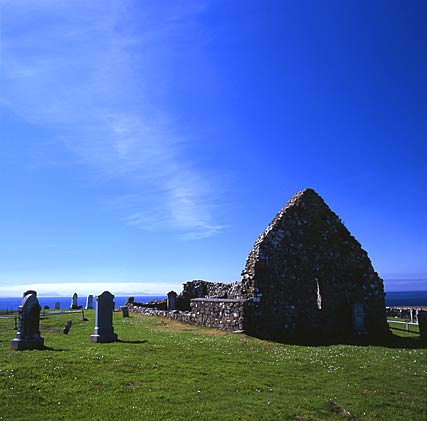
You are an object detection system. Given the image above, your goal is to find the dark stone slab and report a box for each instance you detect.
[167,291,177,310]
[418,310,427,338]
[90,291,118,343]
[11,291,44,350]
[63,319,72,334]
[85,295,94,309]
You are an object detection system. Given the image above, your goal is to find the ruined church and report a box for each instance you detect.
[132,188,389,339]
[240,188,388,339]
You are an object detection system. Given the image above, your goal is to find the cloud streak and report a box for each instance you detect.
[0,281,180,297]
[0,0,224,239]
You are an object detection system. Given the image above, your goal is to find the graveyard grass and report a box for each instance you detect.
[1,313,426,421]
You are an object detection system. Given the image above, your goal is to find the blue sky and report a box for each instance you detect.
[0,0,425,296]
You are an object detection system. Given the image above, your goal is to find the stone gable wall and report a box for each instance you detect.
[241,188,388,339]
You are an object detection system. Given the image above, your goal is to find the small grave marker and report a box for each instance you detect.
[63,319,72,334]
[167,291,177,311]
[85,294,94,309]
[70,292,78,309]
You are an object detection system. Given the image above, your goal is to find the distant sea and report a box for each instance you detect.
[0,295,166,311]
[0,291,426,311]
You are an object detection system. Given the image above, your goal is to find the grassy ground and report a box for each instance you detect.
[1,312,426,420]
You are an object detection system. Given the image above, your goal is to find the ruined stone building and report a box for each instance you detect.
[240,188,388,339]
[131,188,389,339]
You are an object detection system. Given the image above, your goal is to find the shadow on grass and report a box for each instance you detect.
[8,345,67,352]
[117,339,148,345]
[260,334,427,349]
[41,345,66,352]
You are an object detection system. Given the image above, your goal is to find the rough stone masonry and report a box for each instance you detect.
[241,188,389,339]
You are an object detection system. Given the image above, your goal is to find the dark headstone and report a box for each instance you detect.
[11,291,45,350]
[70,292,78,309]
[418,310,427,338]
[63,319,72,334]
[121,306,129,317]
[85,294,94,310]
[167,291,177,311]
[90,291,118,343]
[125,296,134,305]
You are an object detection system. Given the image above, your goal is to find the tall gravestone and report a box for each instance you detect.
[85,294,94,310]
[167,291,177,311]
[11,291,45,350]
[90,291,118,343]
[70,292,78,309]
[418,310,427,338]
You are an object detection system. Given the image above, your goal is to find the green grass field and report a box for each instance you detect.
[1,311,426,420]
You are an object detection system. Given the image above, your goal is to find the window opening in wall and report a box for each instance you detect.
[316,280,322,310]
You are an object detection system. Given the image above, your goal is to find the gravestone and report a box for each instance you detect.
[85,294,94,310]
[90,291,118,343]
[63,319,72,334]
[167,291,177,311]
[125,296,134,305]
[10,291,45,351]
[54,302,60,310]
[418,310,427,338]
[352,303,367,334]
[121,306,129,317]
[70,292,78,309]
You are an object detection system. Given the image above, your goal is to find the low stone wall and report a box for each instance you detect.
[190,298,244,331]
[130,297,246,332]
[176,280,242,311]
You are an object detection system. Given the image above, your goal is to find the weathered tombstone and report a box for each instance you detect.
[70,292,78,309]
[85,294,94,310]
[121,306,129,317]
[125,296,134,306]
[10,291,45,350]
[352,303,367,335]
[167,291,177,311]
[90,291,118,343]
[54,302,60,310]
[63,319,72,334]
[418,310,427,338]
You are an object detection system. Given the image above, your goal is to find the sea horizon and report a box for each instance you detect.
[1,290,426,310]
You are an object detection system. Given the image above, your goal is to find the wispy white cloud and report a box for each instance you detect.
[0,0,224,239]
[0,281,180,297]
